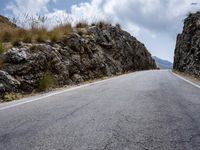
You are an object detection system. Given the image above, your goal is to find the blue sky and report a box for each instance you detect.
[0,0,200,62]
[0,0,89,14]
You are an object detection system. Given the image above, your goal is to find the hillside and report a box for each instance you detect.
[153,56,173,69]
[0,15,16,29]
[174,12,200,76]
[0,18,156,99]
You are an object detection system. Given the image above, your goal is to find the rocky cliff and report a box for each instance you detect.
[0,25,156,98]
[174,12,200,76]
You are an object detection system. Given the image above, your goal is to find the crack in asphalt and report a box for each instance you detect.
[1,70,200,150]
[55,101,94,122]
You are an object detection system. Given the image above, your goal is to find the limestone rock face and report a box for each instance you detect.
[0,71,20,97]
[174,12,200,76]
[0,25,156,97]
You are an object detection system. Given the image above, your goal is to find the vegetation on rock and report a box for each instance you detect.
[38,71,55,92]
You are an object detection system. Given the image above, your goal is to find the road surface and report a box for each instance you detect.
[0,70,200,150]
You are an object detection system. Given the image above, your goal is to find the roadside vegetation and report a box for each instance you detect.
[3,93,23,102]
[37,71,56,92]
[0,15,114,51]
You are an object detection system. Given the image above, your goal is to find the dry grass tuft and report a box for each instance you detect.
[3,93,23,102]
[0,15,114,46]
[0,23,73,45]
[49,24,73,42]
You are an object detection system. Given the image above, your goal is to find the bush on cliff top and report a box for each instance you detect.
[0,15,119,46]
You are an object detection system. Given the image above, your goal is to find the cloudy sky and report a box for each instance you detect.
[0,0,199,62]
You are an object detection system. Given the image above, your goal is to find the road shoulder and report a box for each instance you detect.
[171,70,200,89]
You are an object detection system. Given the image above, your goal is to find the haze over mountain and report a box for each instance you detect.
[153,56,173,69]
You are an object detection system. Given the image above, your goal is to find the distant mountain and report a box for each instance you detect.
[153,56,173,69]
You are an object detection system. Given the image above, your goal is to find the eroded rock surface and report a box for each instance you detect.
[0,25,156,97]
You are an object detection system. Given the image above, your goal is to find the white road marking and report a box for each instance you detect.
[0,84,90,111]
[171,71,200,89]
[0,72,139,111]
[0,79,110,111]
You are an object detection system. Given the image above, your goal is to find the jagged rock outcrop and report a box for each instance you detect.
[0,25,156,98]
[174,12,200,76]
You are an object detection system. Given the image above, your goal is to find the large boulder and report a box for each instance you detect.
[174,12,200,76]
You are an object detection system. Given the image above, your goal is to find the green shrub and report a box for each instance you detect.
[38,71,55,92]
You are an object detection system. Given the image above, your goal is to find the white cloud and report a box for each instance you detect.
[64,0,198,38]
[6,0,52,16]
[70,2,107,24]
[7,0,198,35]
[5,0,200,61]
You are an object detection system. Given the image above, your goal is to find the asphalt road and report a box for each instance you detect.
[0,70,200,150]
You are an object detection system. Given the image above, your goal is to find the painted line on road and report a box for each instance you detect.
[0,71,141,111]
[0,78,114,111]
[171,71,200,89]
[0,84,91,111]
